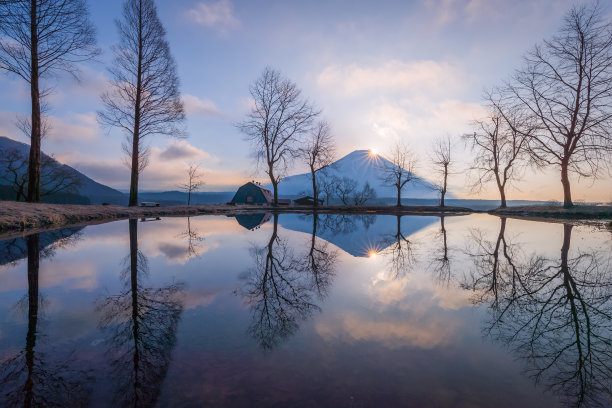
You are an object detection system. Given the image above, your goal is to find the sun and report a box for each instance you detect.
[369,148,378,156]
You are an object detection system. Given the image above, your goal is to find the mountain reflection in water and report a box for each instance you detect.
[0,214,610,407]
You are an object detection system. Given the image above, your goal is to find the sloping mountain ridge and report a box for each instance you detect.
[0,136,125,204]
[276,149,445,199]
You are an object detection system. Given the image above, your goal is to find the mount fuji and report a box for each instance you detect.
[277,149,444,199]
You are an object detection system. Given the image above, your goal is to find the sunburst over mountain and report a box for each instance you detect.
[277,149,445,199]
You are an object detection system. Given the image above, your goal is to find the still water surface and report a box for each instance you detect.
[0,213,610,407]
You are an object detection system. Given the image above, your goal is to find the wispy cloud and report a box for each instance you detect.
[182,94,222,117]
[186,0,241,34]
[61,140,234,190]
[317,60,464,97]
[0,110,100,144]
[156,140,220,162]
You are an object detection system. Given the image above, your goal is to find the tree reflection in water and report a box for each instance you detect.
[465,219,612,407]
[242,213,337,350]
[97,219,184,407]
[0,227,83,268]
[429,216,453,284]
[0,233,91,407]
[176,216,204,260]
[381,215,415,279]
[320,213,376,236]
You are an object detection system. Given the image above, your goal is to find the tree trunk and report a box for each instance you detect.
[396,187,401,207]
[498,186,507,209]
[440,216,448,260]
[187,189,191,205]
[129,218,141,379]
[128,1,144,207]
[128,129,140,206]
[561,161,573,208]
[27,1,41,203]
[495,169,506,208]
[25,233,40,406]
[311,168,318,206]
[272,181,278,206]
[440,164,448,207]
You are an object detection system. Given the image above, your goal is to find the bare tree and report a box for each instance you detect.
[241,214,320,350]
[319,171,337,205]
[429,216,452,284]
[508,3,612,208]
[352,182,376,206]
[430,135,453,207]
[299,120,335,206]
[179,163,204,205]
[381,141,417,207]
[0,0,98,203]
[300,214,338,299]
[238,67,319,206]
[176,217,204,260]
[0,233,91,407]
[465,221,612,406]
[382,215,415,279]
[97,219,183,406]
[464,96,529,208]
[0,148,80,201]
[99,0,186,207]
[334,176,357,205]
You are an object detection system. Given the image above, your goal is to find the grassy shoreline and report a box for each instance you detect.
[0,201,610,239]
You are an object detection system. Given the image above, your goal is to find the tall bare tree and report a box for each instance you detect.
[0,0,98,203]
[299,120,335,206]
[508,3,612,208]
[464,96,529,208]
[381,141,417,207]
[179,163,204,205]
[430,135,453,207]
[238,67,319,205]
[99,0,186,207]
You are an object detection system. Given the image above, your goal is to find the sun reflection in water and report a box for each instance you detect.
[364,243,383,259]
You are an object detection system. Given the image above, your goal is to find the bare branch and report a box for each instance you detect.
[98,0,185,206]
[507,3,612,207]
[237,67,320,205]
[381,141,417,207]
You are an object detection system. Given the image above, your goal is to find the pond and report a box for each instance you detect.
[0,213,610,407]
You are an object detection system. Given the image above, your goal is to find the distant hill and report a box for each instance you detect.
[138,191,234,205]
[276,149,444,200]
[0,136,125,204]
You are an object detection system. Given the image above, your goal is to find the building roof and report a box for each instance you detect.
[231,181,274,204]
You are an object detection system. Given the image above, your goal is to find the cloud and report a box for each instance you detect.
[156,140,220,162]
[60,140,240,190]
[316,313,460,350]
[66,159,129,186]
[182,94,222,117]
[0,111,100,144]
[47,112,100,143]
[421,0,521,27]
[186,0,241,33]
[367,98,485,142]
[317,60,464,97]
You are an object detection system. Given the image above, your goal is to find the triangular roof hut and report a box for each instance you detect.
[231,182,273,204]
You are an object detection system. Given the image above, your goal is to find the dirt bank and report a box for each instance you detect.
[488,205,612,221]
[0,201,475,237]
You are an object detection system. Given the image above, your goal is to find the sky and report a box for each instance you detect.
[0,0,610,201]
